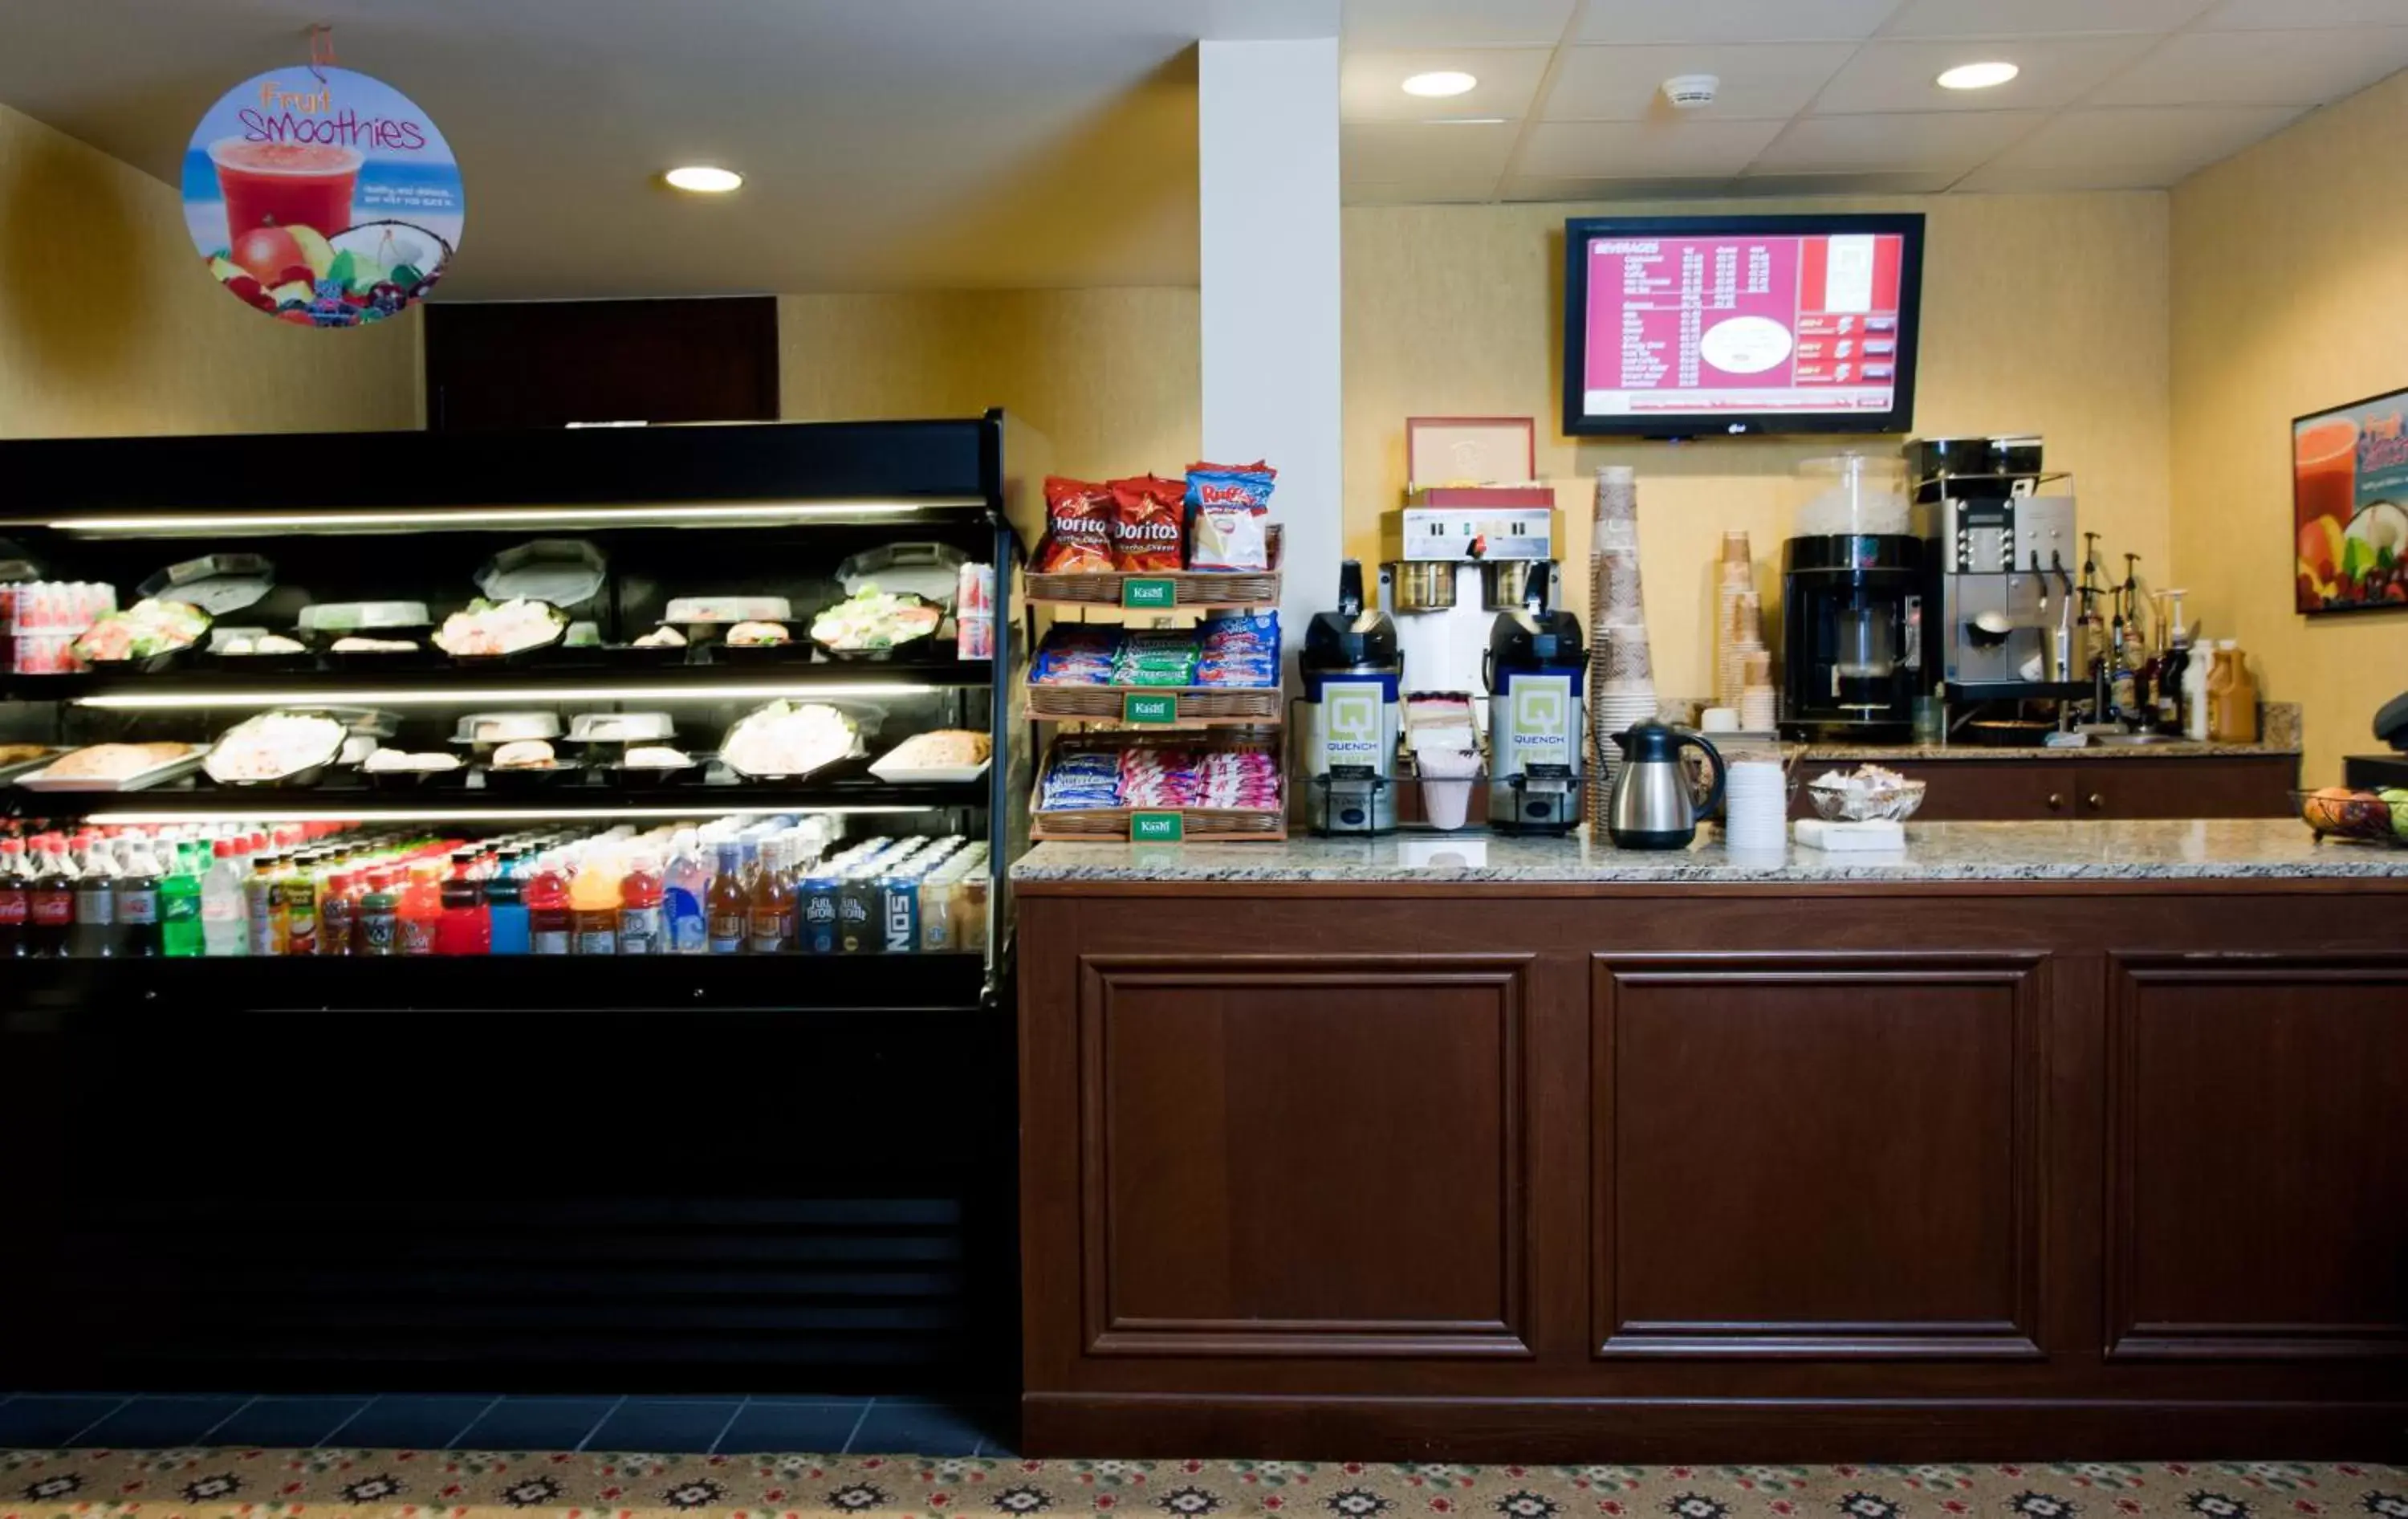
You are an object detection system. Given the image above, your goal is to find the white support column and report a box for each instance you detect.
[1197,35,1342,653]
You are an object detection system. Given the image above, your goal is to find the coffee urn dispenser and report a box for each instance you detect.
[1483,561,1590,835]
[1300,560,1404,835]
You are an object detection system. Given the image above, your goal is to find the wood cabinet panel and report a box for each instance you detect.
[1078,955,1533,1357]
[2107,954,2408,1360]
[2081,756,2297,819]
[1592,954,2044,1358]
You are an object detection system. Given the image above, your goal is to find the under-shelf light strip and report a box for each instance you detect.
[77,682,944,709]
[83,804,942,826]
[26,499,967,533]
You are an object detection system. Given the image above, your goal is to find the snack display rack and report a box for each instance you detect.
[1023,512,1286,840]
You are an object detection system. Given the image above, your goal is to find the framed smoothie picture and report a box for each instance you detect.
[2292,388,2408,614]
[183,66,462,328]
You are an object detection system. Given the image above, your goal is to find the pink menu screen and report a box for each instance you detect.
[1580,232,1907,420]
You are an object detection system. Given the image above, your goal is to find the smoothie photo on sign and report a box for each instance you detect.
[2292,391,2408,613]
[183,65,462,327]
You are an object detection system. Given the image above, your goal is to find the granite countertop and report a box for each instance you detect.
[1013,818,2408,886]
[1795,738,2296,763]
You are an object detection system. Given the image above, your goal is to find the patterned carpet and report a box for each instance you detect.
[1,1451,2401,1519]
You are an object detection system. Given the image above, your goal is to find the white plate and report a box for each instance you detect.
[18,748,209,792]
[868,756,992,785]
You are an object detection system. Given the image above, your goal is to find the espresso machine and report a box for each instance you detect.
[1908,436,2080,703]
[1780,454,1923,740]
[1377,499,1561,705]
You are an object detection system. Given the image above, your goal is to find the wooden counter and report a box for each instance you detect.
[1012,822,2408,1462]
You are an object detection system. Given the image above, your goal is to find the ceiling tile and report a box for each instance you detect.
[1340,0,1576,48]
[1958,104,2304,177]
[1728,169,1963,193]
[1878,0,2213,36]
[1543,43,1857,120]
[1340,47,1553,122]
[1952,161,2188,190]
[1814,34,2162,112]
[1344,177,1505,205]
[1519,117,1791,177]
[1500,174,1740,201]
[1342,120,1520,181]
[1751,109,2045,171]
[2091,26,2408,105]
[2200,0,2408,26]
[1576,0,1903,44]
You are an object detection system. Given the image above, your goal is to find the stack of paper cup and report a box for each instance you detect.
[1739,649,1779,732]
[1588,466,1658,823]
[1722,757,1789,854]
[1714,533,1759,708]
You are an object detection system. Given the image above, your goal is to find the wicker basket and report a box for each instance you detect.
[1027,684,1283,726]
[1025,527,1283,609]
[1030,730,1288,842]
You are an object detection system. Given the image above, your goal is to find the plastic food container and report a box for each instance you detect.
[452,711,563,746]
[836,543,970,607]
[476,540,607,615]
[139,553,275,617]
[204,711,347,789]
[665,595,793,626]
[435,599,570,665]
[205,625,315,671]
[567,711,676,743]
[299,601,432,634]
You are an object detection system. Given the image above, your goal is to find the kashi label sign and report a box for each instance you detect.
[185,67,462,328]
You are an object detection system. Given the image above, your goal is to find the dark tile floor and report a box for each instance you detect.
[0,1393,1011,1456]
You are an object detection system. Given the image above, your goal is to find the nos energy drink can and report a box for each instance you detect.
[880,871,921,954]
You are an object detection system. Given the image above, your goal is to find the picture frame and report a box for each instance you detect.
[2292,386,2408,615]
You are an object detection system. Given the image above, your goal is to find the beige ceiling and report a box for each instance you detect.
[1340,0,2408,202]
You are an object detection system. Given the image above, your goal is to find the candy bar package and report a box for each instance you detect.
[1034,477,1117,575]
[1112,628,1199,687]
[1108,474,1187,573]
[1039,748,1123,811]
[1197,611,1279,689]
[1031,624,1119,686]
[1184,460,1276,572]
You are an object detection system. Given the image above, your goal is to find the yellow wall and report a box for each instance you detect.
[778,288,1200,482]
[1344,193,2172,702]
[0,101,420,440]
[2173,71,2408,785]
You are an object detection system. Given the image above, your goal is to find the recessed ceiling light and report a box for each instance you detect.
[665,165,743,193]
[1937,61,2020,91]
[1401,71,1478,98]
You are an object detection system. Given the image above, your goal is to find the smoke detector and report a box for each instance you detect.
[1662,74,1720,109]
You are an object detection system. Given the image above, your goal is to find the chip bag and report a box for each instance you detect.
[1034,477,1116,575]
[1107,474,1187,572]
[1184,460,1276,572]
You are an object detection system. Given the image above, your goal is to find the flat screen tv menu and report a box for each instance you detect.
[1579,231,1907,421]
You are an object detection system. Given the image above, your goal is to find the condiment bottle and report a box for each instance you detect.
[397,862,444,956]
[618,850,665,955]
[706,841,747,954]
[2208,639,2260,743]
[358,868,400,956]
[570,849,620,955]
[436,849,490,956]
[526,851,572,955]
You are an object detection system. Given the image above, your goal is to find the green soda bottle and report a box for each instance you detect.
[159,838,204,958]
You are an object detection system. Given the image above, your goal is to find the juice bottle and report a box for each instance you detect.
[28,835,75,959]
[665,831,710,955]
[358,868,400,956]
[436,849,490,956]
[71,837,118,959]
[527,851,572,955]
[618,850,665,955]
[318,869,356,956]
[280,849,319,958]
[571,849,620,955]
[748,837,795,954]
[201,837,248,956]
[245,853,283,955]
[397,863,443,955]
[159,839,203,958]
[0,838,29,959]
[486,863,529,955]
[706,841,747,954]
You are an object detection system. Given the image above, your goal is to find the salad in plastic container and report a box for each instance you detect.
[433,598,568,661]
[71,599,212,669]
[811,586,942,658]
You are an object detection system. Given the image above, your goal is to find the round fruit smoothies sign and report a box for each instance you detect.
[183,67,462,327]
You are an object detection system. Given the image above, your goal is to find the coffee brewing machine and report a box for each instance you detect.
[1909,435,2087,724]
[1780,454,1925,740]
[1377,499,1562,706]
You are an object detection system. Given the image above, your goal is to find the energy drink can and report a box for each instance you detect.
[800,874,840,954]
[837,870,881,954]
[880,870,921,954]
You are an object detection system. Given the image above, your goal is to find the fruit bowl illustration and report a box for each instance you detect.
[203,218,453,328]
